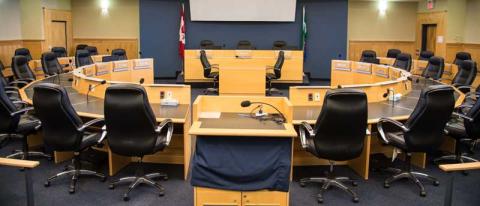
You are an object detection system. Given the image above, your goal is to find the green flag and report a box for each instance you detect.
[300,5,307,58]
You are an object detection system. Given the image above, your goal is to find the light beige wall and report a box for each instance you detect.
[20,0,44,40]
[446,0,466,43]
[72,0,139,38]
[0,0,22,40]
[348,1,418,41]
[41,0,72,10]
[418,0,448,12]
[464,0,480,43]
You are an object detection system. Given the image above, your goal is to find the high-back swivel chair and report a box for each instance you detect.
[422,56,444,80]
[299,89,368,203]
[386,49,402,58]
[451,60,477,92]
[104,84,173,201]
[75,49,93,67]
[14,48,33,62]
[377,85,455,196]
[419,51,434,61]
[41,52,64,76]
[360,50,379,64]
[1,60,28,99]
[237,40,255,50]
[111,48,127,60]
[200,50,219,94]
[272,40,287,50]
[33,83,106,194]
[266,51,285,96]
[85,46,98,56]
[393,53,412,71]
[51,47,67,58]
[11,56,36,83]
[453,52,472,66]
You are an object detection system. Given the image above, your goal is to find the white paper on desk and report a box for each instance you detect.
[392,148,402,162]
[199,112,221,119]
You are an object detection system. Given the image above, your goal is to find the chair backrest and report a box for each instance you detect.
[33,83,84,151]
[85,46,98,55]
[386,49,401,58]
[200,50,212,78]
[404,85,455,152]
[111,48,127,60]
[360,50,379,64]
[237,40,254,50]
[0,61,7,88]
[11,56,36,80]
[0,83,20,133]
[273,51,285,79]
[422,56,444,80]
[75,44,88,52]
[452,60,477,86]
[75,49,93,67]
[104,84,158,157]
[453,52,472,66]
[14,48,32,61]
[272,41,287,50]
[200,40,214,49]
[465,97,480,140]
[393,53,412,71]
[312,89,368,161]
[41,52,63,76]
[419,50,434,61]
[51,47,67,58]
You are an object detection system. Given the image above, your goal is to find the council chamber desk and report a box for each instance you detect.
[19,59,193,179]
[289,60,465,179]
[189,95,297,206]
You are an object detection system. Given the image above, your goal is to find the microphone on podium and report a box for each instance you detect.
[240,100,286,124]
[86,80,107,103]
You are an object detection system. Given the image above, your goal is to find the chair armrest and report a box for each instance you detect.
[211,64,219,71]
[8,80,29,87]
[457,104,473,110]
[465,91,480,99]
[97,125,107,146]
[10,107,35,117]
[377,118,409,144]
[16,78,35,83]
[78,118,105,132]
[452,112,474,122]
[5,90,19,95]
[155,119,174,146]
[299,121,315,149]
[4,86,19,91]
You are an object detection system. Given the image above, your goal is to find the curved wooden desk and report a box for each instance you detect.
[20,59,192,179]
[289,60,464,179]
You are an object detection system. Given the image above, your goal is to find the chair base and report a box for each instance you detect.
[300,176,359,203]
[109,172,167,201]
[45,168,106,194]
[7,150,51,160]
[434,154,478,164]
[383,169,439,197]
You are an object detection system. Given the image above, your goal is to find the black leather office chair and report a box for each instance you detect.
[393,53,412,71]
[1,83,50,160]
[200,50,219,94]
[434,95,480,166]
[0,60,27,100]
[41,52,64,76]
[104,84,173,201]
[360,50,379,64]
[453,52,472,66]
[33,83,106,194]
[421,56,444,80]
[85,46,98,56]
[237,40,255,50]
[266,51,285,96]
[451,60,477,92]
[377,85,455,196]
[272,40,287,50]
[75,44,88,52]
[14,48,33,62]
[111,48,127,60]
[419,51,434,61]
[11,56,36,83]
[387,49,402,58]
[299,89,368,203]
[51,47,67,58]
[75,49,93,67]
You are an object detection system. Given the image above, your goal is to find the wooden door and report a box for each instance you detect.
[242,191,288,206]
[195,187,241,206]
[421,24,437,53]
[50,21,67,49]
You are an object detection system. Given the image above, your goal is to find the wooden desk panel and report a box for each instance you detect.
[219,66,265,96]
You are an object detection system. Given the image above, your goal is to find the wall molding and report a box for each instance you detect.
[348,40,416,61]
[0,39,43,66]
[73,38,139,59]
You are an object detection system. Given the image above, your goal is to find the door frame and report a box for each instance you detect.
[43,8,73,55]
[415,11,446,58]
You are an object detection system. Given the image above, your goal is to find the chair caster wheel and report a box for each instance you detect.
[123,195,130,201]
[383,182,390,188]
[352,197,360,203]
[100,176,107,182]
[44,181,50,187]
[299,180,306,187]
[433,181,440,186]
[162,176,168,181]
[420,191,426,197]
[352,181,358,186]
[69,188,75,194]
[108,184,114,190]
[317,197,324,204]
[159,191,165,197]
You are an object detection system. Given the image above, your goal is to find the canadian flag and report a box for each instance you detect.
[179,3,186,59]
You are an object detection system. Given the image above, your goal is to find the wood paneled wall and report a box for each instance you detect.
[73,38,138,59]
[348,41,416,61]
[43,9,73,55]
[446,43,480,63]
[0,40,43,66]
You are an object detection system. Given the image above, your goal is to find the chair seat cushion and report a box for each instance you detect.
[16,115,40,135]
[386,132,407,150]
[445,119,467,139]
[79,133,101,151]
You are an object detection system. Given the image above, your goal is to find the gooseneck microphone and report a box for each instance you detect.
[383,88,395,107]
[86,80,107,103]
[240,100,286,124]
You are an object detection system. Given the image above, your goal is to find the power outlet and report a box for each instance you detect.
[314,93,321,101]
[160,91,165,99]
[166,91,173,99]
[308,93,313,101]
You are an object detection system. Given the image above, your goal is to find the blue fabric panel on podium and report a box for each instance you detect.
[191,136,292,192]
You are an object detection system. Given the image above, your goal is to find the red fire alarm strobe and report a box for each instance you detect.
[427,0,435,10]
